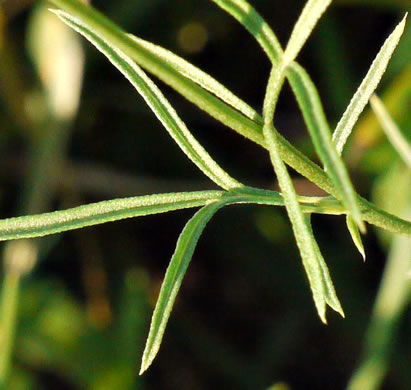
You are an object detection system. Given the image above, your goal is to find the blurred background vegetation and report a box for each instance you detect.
[0,0,410,389]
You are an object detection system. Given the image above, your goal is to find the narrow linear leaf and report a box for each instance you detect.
[121,33,265,145]
[370,94,411,169]
[0,191,224,241]
[54,11,241,191]
[139,201,227,374]
[304,214,345,317]
[212,1,287,119]
[127,34,260,123]
[210,0,283,65]
[286,62,365,232]
[138,188,340,375]
[351,64,411,153]
[210,0,289,117]
[332,15,407,154]
[121,34,265,145]
[263,67,342,322]
[346,215,366,261]
[263,123,328,323]
[207,0,365,234]
[207,0,356,223]
[317,255,345,317]
[284,0,332,65]
[48,0,266,146]
[210,0,356,234]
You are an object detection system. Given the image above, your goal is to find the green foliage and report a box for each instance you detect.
[332,15,407,154]
[139,201,227,374]
[0,0,410,387]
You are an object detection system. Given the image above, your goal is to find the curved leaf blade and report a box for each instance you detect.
[127,34,260,123]
[54,11,241,190]
[212,0,286,118]
[304,214,344,317]
[262,46,343,322]
[210,0,283,65]
[263,123,334,323]
[332,15,407,154]
[262,43,342,321]
[48,0,265,145]
[139,201,227,374]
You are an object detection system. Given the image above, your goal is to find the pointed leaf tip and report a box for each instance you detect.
[139,360,148,376]
[346,215,366,261]
[356,217,367,236]
[140,202,226,373]
[320,313,328,325]
[285,62,365,239]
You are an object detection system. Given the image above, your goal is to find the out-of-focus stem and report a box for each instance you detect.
[0,272,20,382]
[347,209,411,390]
[0,4,84,383]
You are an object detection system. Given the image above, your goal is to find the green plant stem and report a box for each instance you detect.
[45,0,411,237]
[0,189,337,242]
[1,186,410,242]
[0,119,68,382]
[0,272,21,383]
